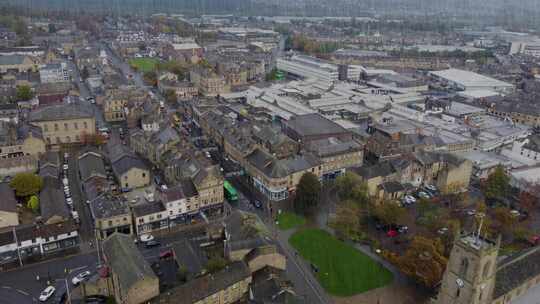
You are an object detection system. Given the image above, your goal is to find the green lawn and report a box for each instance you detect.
[277,212,305,230]
[289,229,393,296]
[128,58,159,73]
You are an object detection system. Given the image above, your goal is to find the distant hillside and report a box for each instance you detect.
[2,0,539,19]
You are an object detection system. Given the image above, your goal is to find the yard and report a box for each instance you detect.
[128,58,159,73]
[289,229,393,297]
[277,211,305,230]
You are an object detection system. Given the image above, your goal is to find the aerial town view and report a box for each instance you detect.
[1,0,540,303]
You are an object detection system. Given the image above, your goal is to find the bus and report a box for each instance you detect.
[224,180,238,202]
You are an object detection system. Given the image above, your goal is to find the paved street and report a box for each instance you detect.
[0,252,98,304]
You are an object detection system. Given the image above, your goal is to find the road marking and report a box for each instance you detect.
[16,289,29,296]
[1,286,11,289]
[69,265,88,274]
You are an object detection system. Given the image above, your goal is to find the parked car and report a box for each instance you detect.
[72,270,91,285]
[397,225,409,234]
[62,178,69,186]
[386,230,399,237]
[145,240,160,248]
[252,200,262,209]
[402,195,416,205]
[417,191,431,199]
[510,210,520,217]
[466,209,476,216]
[62,164,69,171]
[529,236,540,246]
[159,250,173,259]
[139,234,154,242]
[424,184,438,193]
[437,227,449,235]
[39,286,56,302]
[71,211,80,223]
[66,197,73,206]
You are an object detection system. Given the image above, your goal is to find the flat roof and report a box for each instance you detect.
[430,68,514,89]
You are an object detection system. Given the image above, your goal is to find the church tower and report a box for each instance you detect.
[437,232,500,304]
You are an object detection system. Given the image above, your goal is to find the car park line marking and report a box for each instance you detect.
[1,286,11,289]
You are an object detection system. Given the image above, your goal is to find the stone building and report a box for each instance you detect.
[102,233,159,304]
[437,232,540,304]
[29,103,96,149]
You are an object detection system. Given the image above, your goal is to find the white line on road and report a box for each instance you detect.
[69,265,88,274]
[1,286,11,289]
[16,289,29,296]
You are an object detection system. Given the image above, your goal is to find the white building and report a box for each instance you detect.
[277,55,339,82]
[429,68,515,94]
[39,62,69,83]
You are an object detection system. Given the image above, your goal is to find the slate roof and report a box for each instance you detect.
[306,137,362,158]
[151,261,250,304]
[246,149,319,179]
[39,177,69,222]
[29,103,93,122]
[284,113,348,138]
[353,162,396,180]
[103,233,157,293]
[494,247,540,299]
[111,153,148,178]
[78,151,107,182]
[89,195,130,219]
[379,181,405,193]
[132,202,166,218]
[171,239,207,275]
[0,182,17,213]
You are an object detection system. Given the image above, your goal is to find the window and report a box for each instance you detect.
[138,218,144,224]
[108,220,112,226]
[66,136,71,142]
[75,135,80,141]
[64,123,68,130]
[142,173,146,178]
[74,122,78,130]
[56,137,61,144]
[44,124,49,132]
[157,214,162,219]
[459,258,469,278]
[83,121,88,129]
[54,123,59,131]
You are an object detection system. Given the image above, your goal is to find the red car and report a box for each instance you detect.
[387,230,398,238]
[529,236,540,246]
[159,249,173,259]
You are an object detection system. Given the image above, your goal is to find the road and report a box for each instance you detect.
[68,60,105,128]
[74,39,329,304]
[66,152,93,242]
[233,191,329,304]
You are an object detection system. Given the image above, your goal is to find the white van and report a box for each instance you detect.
[71,211,80,223]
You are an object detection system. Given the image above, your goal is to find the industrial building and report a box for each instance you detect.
[429,68,514,94]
